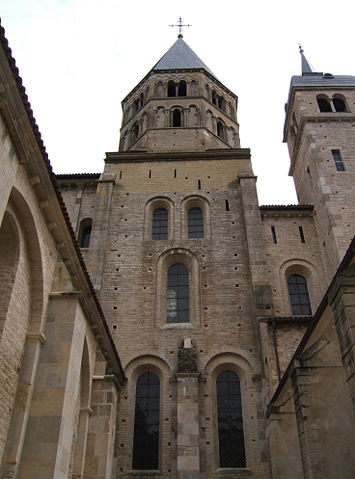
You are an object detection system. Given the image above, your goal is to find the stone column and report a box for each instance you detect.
[83,375,119,479]
[176,373,201,479]
[175,339,202,479]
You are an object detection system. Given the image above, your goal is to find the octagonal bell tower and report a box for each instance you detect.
[119,35,240,152]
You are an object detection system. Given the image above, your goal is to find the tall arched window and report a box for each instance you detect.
[178,80,187,96]
[152,208,168,240]
[132,372,160,470]
[168,80,176,97]
[188,207,203,238]
[167,263,189,323]
[288,274,312,315]
[172,109,182,127]
[78,218,92,248]
[317,96,332,112]
[217,371,246,468]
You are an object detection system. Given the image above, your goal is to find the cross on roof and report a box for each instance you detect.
[169,17,191,38]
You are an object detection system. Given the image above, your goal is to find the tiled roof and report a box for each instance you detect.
[152,37,216,77]
[290,73,355,88]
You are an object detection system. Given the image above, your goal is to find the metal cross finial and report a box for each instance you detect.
[169,17,191,38]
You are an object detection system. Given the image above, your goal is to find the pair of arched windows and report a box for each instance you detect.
[168,80,187,97]
[152,207,203,240]
[317,94,347,113]
[132,370,245,470]
[287,274,311,315]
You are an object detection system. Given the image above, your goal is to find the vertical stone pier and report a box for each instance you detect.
[176,373,201,479]
[175,339,203,479]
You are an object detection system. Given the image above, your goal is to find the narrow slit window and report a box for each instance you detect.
[149,169,151,178]
[225,200,230,212]
[174,169,177,178]
[271,226,277,244]
[167,263,189,323]
[331,149,345,171]
[198,179,201,190]
[188,207,203,239]
[217,371,246,468]
[299,226,305,243]
[132,372,160,470]
[152,208,168,240]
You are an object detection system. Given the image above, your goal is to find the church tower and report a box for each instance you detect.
[78,34,271,478]
[283,48,355,283]
[119,35,240,153]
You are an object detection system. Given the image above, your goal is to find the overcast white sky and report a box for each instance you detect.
[2,0,355,204]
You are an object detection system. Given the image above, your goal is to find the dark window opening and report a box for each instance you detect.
[132,372,160,470]
[271,226,277,244]
[139,93,144,107]
[178,80,187,97]
[174,169,177,178]
[188,207,203,239]
[332,149,345,171]
[149,169,151,179]
[218,96,225,111]
[152,208,168,240]
[133,99,140,113]
[132,123,139,143]
[80,225,92,248]
[217,121,225,139]
[225,200,230,211]
[299,226,305,243]
[306,166,313,187]
[78,218,92,248]
[317,96,332,112]
[172,109,182,127]
[212,90,217,105]
[217,371,246,468]
[167,263,189,323]
[198,179,201,190]
[288,274,312,315]
[333,97,346,112]
[168,80,176,97]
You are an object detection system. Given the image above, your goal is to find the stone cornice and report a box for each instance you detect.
[105,148,250,164]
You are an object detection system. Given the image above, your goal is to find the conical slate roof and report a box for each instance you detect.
[152,37,216,77]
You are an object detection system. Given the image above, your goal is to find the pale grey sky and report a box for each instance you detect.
[2,0,355,204]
